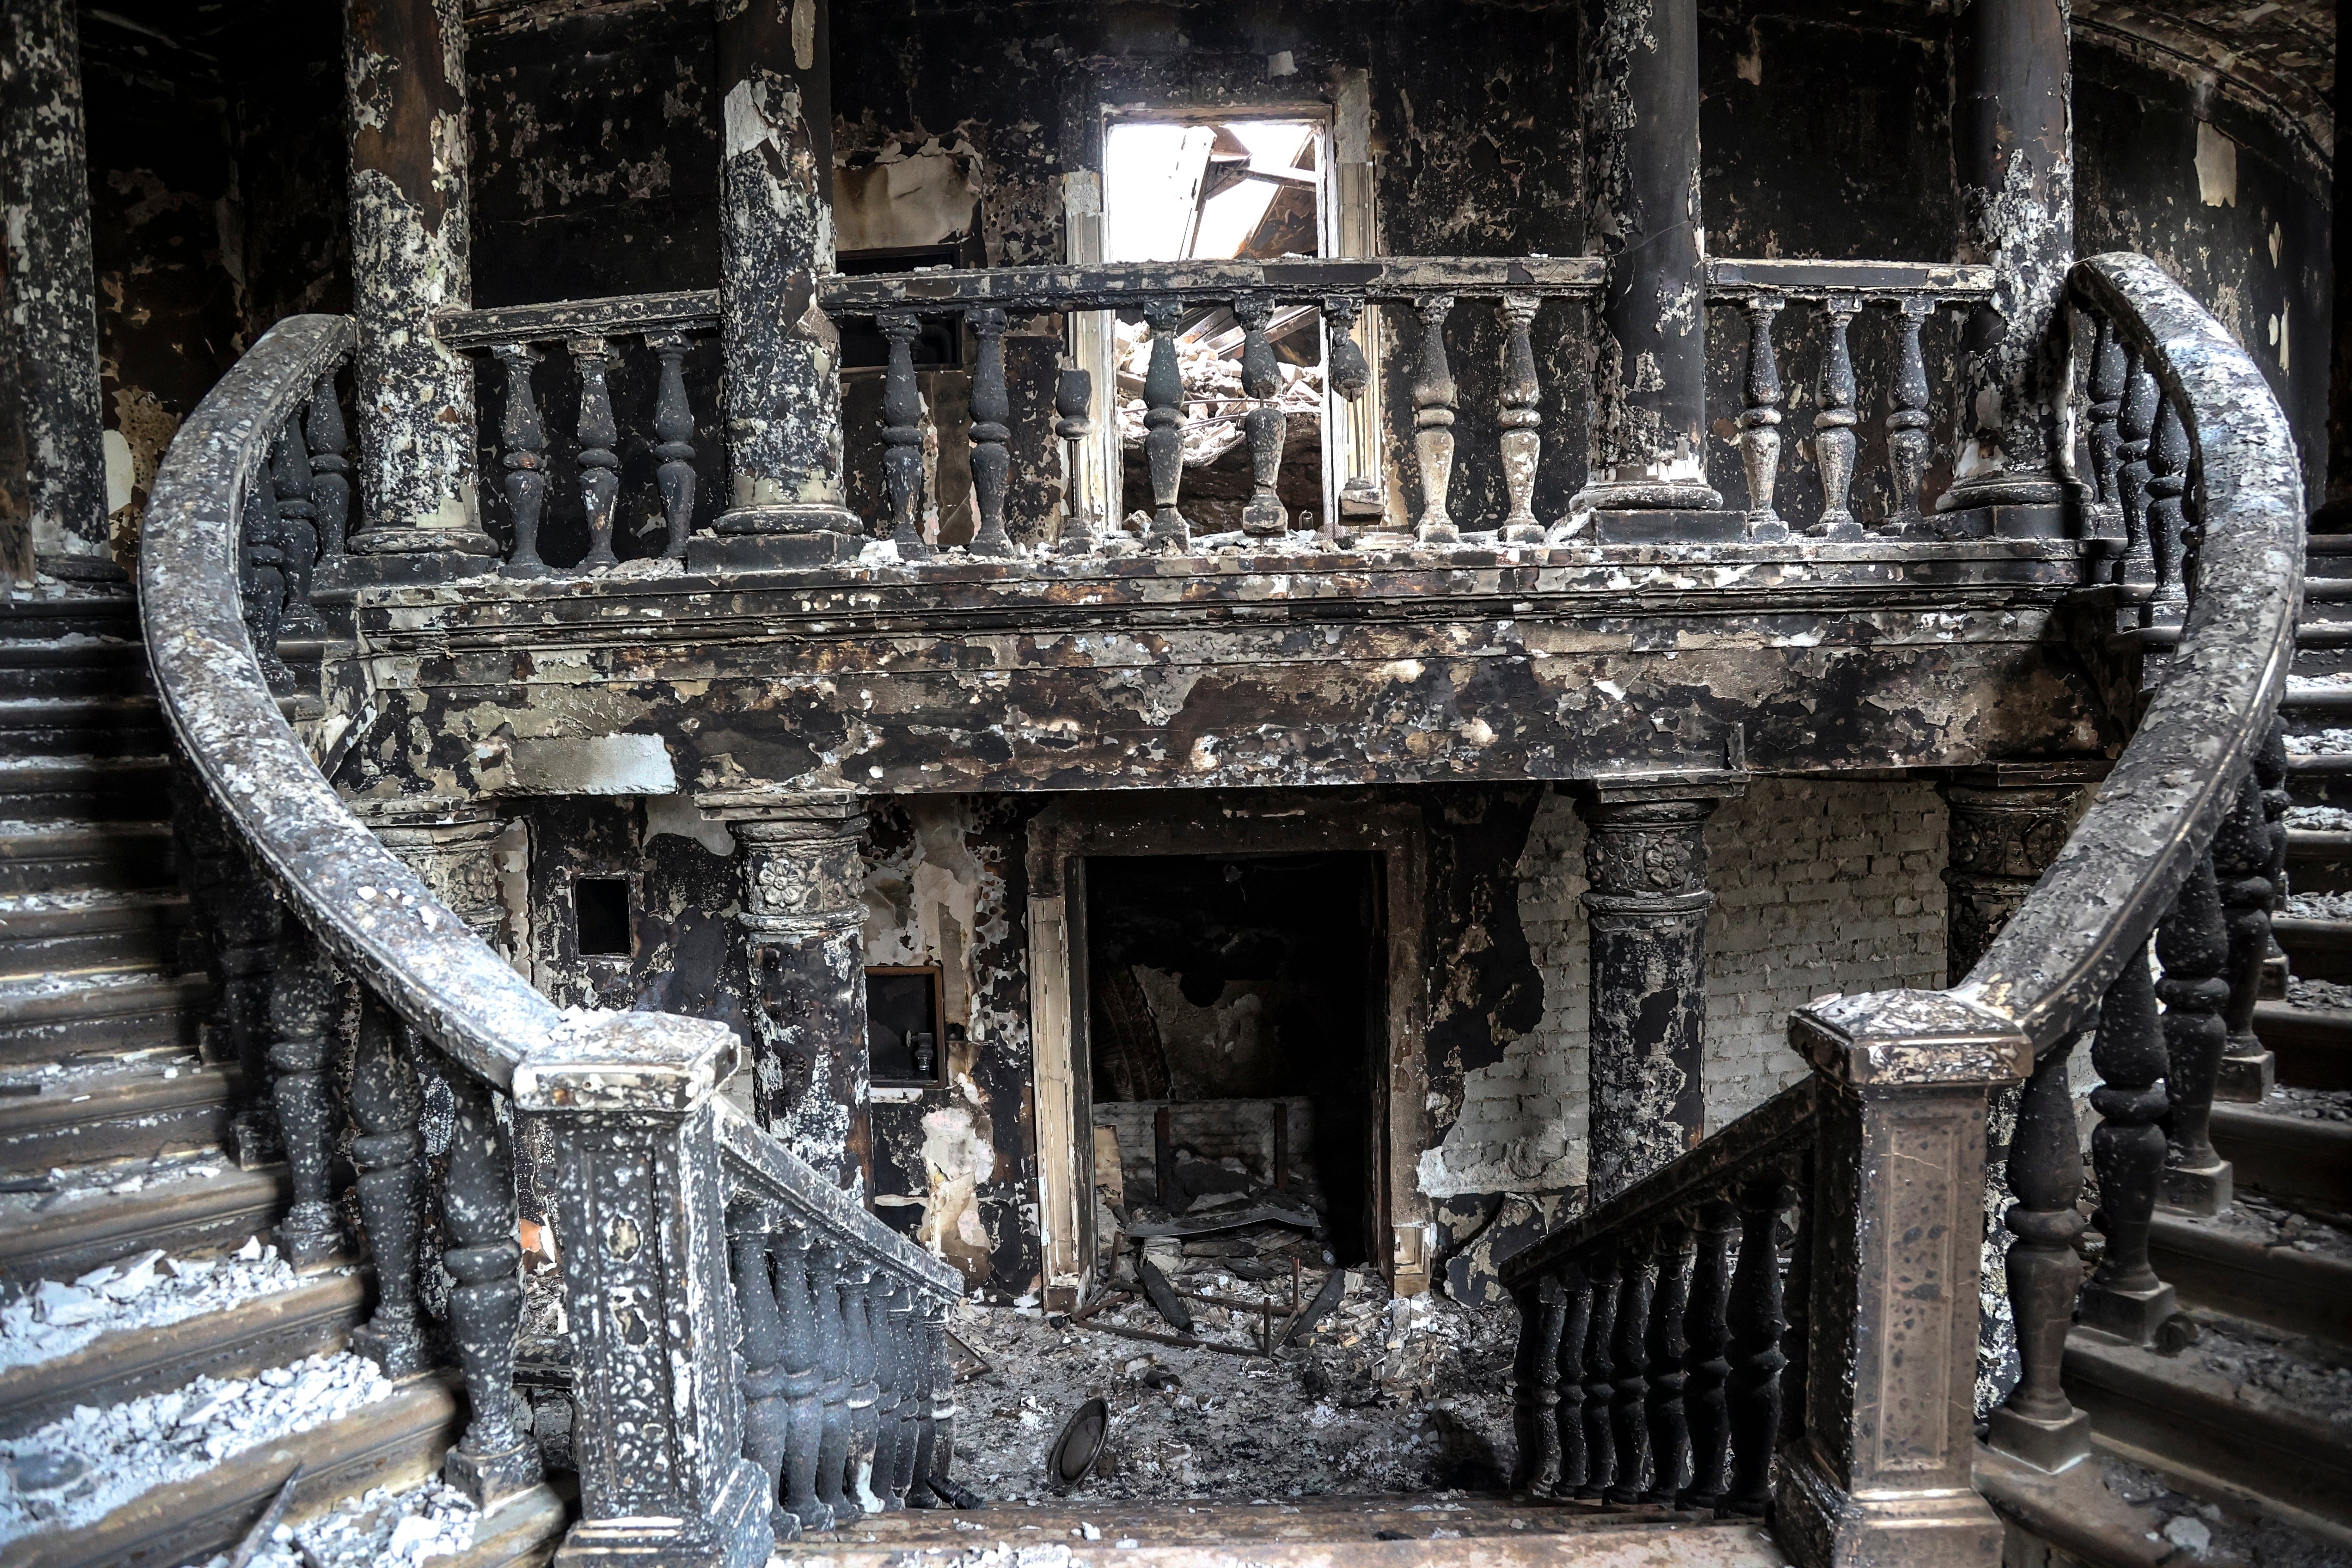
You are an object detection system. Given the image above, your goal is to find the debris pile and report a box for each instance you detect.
[0,1237,319,1374]
[1113,315,1326,536]
[946,1277,1519,1504]
[0,1351,394,1539]
[186,1479,487,1568]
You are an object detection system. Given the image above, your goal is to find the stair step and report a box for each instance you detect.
[0,596,138,644]
[0,1060,241,1175]
[0,971,211,1063]
[2146,1208,2352,1346]
[0,1370,457,1568]
[2211,1096,2352,1213]
[0,697,168,760]
[2283,680,2352,718]
[0,758,173,822]
[0,822,176,896]
[0,640,151,702]
[0,1160,288,1284]
[2247,998,2352,1090]
[2281,825,2352,891]
[774,1515,1775,1567]
[0,891,191,979]
[2062,1328,2352,1530]
[0,1269,365,1439]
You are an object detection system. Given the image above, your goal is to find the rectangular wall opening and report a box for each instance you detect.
[1084,851,1380,1271]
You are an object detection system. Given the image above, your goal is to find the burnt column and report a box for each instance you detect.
[0,0,107,573]
[1572,775,1745,1204]
[705,789,871,1191]
[1571,0,1723,540]
[1940,0,2073,534]
[692,0,861,572]
[336,0,497,585]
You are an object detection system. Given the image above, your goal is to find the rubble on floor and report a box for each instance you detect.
[2285,975,2352,1011]
[2093,1452,2349,1568]
[181,1478,484,1568]
[0,1148,231,1217]
[2171,1314,2352,1423]
[2196,1193,2352,1265]
[0,1237,328,1373]
[945,1276,1519,1504]
[2260,1084,2352,1123]
[2283,804,2352,831]
[2284,891,2352,922]
[0,1350,393,1538]
[2283,727,2352,757]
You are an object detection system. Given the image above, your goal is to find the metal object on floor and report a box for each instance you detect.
[1047,1397,1110,1492]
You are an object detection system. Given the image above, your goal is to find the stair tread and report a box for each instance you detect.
[0,1157,288,1285]
[0,1358,454,1568]
[0,1258,364,1439]
[0,1056,235,1135]
[2064,1323,2352,1479]
[0,969,210,1023]
[0,889,190,933]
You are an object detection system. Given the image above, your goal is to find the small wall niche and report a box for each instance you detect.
[574,876,634,957]
[869,965,947,1090]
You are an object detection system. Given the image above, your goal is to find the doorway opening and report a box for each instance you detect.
[1100,120,1328,535]
[1084,852,1380,1274]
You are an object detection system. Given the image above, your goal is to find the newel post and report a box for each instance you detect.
[1775,991,2024,1568]
[514,1015,770,1568]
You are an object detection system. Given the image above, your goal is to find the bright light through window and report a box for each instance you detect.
[1104,120,1320,263]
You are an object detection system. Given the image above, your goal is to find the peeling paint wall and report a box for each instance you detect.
[860,796,1044,1300]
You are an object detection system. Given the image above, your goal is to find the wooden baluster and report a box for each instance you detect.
[966,307,1012,557]
[1411,294,1458,545]
[1323,294,1377,527]
[1885,297,1935,536]
[2225,723,2289,1101]
[2144,390,2190,623]
[1054,367,1096,556]
[441,1070,542,1504]
[1578,1250,1619,1499]
[843,1261,885,1514]
[732,1210,799,1542]
[2083,311,2127,566]
[493,344,550,578]
[2216,769,2278,1102]
[876,312,931,561]
[1142,298,1188,551]
[1511,1273,1567,1495]
[2078,937,2178,1342]
[2116,349,2159,593]
[240,471,294,696]
[922,1305,973,1507]
[1497,294,1545,543]
[2160,843,2234,1213]
[1606,1241,1656,1503]
[270,412,323,637]
[905,1305,944,1508]
[1988,1042,2093,1468]
[1724,1173,1791,1515]
[306,371,350,565]
[1643,1224,1693,1505]
[1678,1197,1737,1510]
[347,995,429,1378]
[870,1279,906,1511]
[573,338,621,570]
[888,1288,924,1506]
[266,922,340,1267]
[1236,295,1288,536]
[1738,293,1788,540]
[648,331,697,560]
[811,1240,855,1524]
[1810,293,1863,539]
[774,1225,832,1532]
[1553,1262,1593,1495]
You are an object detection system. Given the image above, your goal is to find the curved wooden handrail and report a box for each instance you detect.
[1956,252,2304,1054]
[140,314,563,1089]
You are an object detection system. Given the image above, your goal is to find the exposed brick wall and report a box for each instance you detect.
[1425,779,1949,1209]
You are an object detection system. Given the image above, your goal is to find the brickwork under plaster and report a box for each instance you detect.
[1421,779,1949,1205]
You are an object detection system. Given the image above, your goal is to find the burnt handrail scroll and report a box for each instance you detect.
[1496,252,2301,1568]
[142,313,968,1568]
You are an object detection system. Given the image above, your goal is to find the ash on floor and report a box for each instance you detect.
[2096,1452,2352,1568]
[181,1479,483,1568]
[944,1275,1519,1503]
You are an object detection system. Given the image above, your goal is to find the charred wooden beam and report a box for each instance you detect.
[436,291,723,350]
[818,256,1605,315]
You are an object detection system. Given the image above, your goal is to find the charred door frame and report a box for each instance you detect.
[1024,793,1430,1311]
[1058,59,1384,539]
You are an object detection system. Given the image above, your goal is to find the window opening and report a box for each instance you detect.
[574,876,633,958]
[1101,120,1327,536]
